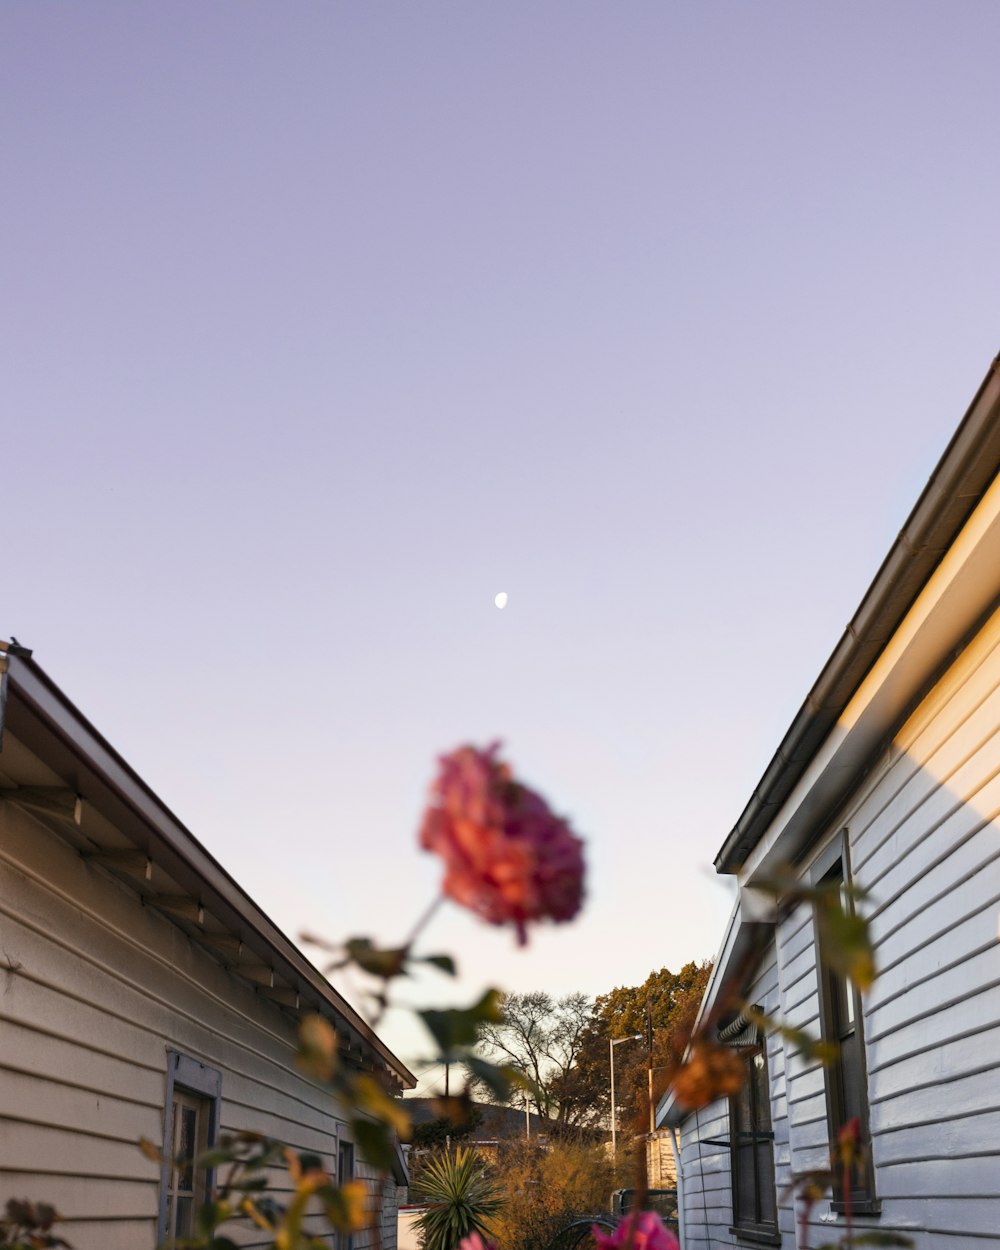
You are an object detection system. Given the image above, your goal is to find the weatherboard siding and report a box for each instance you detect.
[680,605,1000,1250]
[780,603,1000,1250]
[678,943,782,1249]
[0,799,386,1250]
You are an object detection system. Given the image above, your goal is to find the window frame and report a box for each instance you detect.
[726,1018,779,1245]
[811,831,879,1216]
[337,1138,356,1250]
[158,1051,222,1245]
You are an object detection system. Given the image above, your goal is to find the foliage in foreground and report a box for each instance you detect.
[0,742,920,1250]
[411,1148,503,1250]
[0,1201,70,1250]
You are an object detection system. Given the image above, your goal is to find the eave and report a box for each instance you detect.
[0,648,415,1091]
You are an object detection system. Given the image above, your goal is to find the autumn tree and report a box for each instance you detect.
[486,1137,616,1250]
[586,961,713,1137]
[470,965,711,1136]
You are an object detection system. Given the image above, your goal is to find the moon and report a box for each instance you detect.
[494,591,509,610]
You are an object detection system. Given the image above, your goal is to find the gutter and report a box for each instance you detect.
[716,354,1000,874]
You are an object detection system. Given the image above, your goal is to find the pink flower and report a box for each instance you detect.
[458,1235,498,1250]
[419,743,585,945]
[593,1212,679,1250]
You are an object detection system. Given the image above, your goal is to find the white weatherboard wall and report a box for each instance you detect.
[825,597,1000,1246]
[681,601,1000,1250]
[676,943,783,1249]
[0,786,395,1250]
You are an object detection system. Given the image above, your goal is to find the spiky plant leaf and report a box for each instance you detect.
[411,1149,502,1250]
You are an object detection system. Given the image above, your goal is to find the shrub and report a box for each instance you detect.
[486,1138,616,1250]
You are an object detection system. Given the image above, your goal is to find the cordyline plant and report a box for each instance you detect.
[410,1148,503,1250]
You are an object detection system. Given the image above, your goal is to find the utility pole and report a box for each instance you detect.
[609,1033,642,1160]
[646,996,655,1133]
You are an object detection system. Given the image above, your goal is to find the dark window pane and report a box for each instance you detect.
[730,1044,776,1233]
[177,1106,197,1190]
[816,854,875,1207]
[176,1197,193,1235]
[756,1143,776,1223]
[734,1144,755,1220]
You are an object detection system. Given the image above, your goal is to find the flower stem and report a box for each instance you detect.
[401,894,445,952]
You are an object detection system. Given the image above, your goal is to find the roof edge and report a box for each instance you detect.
[3,651,415,1087]
[716,354,1000,874]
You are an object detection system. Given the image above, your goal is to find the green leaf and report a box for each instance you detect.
[419,989,503,1054]
[344,937,409,979]
[351,1116,399,1172]
[744,1007,840,1065]
[464,1055,517,1101]
[422,953,458,976]
[196,1200,232,1237]
[195,1147,244,1169]
[817,895,876,990]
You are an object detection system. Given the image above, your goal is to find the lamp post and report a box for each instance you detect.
[609,1033,642,1160]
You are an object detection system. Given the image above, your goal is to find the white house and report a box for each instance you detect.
[0,646,413,1249]
[658,356,1000,1249]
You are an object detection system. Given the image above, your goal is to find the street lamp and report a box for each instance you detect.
[609,1034,642,1160]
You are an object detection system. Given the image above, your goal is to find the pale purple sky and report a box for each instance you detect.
[4,4,999,1075]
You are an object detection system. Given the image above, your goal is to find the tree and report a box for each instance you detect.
[473,991,596,1127]
[471,966,712,1136]
[586,962,713,1137]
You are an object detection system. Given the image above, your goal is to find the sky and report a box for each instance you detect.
[3,3,1000,1080]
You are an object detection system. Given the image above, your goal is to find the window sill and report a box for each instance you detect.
[830,1199,881,1218]
[728,1227,781,1246]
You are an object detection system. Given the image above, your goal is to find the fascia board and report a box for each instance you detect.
[739,466,1000,885]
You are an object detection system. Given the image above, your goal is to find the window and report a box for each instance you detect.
[723,1012,777,1242]
[812,834,877,1213]
[337,1140,355,1250]
[158,1052,221,1244]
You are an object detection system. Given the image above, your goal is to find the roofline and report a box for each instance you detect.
[655,887,774,1128]
[2,650,415,1087]
[716,353,1000,874]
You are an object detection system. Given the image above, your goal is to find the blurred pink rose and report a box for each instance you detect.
[593,1212,679,1250]
[419,743,585,945]
[458,1235,498,1250]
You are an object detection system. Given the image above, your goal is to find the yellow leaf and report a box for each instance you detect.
[298,1013,339,1082]
[138,1137,163,1164]
[352,1074,411,1136]
[341,1180,368,1231]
